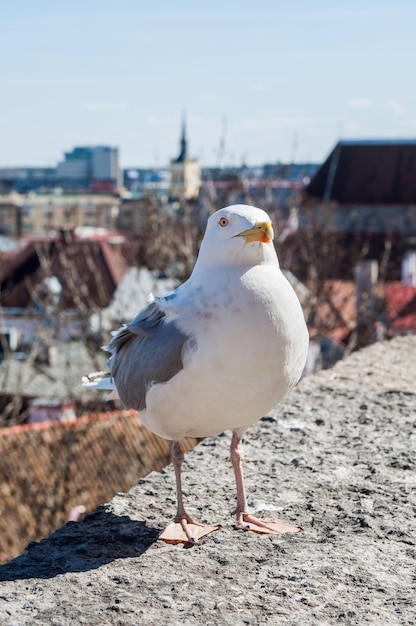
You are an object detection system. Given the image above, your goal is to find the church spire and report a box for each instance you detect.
[175,112,187,163]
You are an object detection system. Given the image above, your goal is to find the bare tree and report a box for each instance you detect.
[130,197,203,281]
[280,200,395,357]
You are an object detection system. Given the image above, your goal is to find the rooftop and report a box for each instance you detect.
[305,139,416,204]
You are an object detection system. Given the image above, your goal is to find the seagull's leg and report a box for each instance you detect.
[231,430,301,535]
[158,440,221,544]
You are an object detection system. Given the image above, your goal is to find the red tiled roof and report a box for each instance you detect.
[310,280,357,332]
[309,325,353,345]
[0,410,198,563]
[100,240,128,286]
[309,279,416,338]
[384,282,416,331]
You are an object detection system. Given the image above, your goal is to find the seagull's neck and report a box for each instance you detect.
[192,259,280,285]
[195,245,280,272]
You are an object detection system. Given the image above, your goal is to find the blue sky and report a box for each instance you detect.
[1,1,415,167]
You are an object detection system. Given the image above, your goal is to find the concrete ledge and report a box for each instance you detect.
[0,336,415,625]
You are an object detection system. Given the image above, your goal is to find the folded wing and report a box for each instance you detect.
[105,301,189,411]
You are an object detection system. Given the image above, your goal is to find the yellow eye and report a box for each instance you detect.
[218,217,229,227]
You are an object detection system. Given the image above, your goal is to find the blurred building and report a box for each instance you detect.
[56,146,122,192]
[0,168,56,194]
[0,193,121,237]
[0,147,122,193]
[298,139,416,282]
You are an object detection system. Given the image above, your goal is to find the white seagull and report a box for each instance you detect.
[83,204,309,544]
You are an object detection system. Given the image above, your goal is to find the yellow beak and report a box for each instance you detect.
[233,221,274,244]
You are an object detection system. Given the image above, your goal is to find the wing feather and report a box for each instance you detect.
[107,300,189,411]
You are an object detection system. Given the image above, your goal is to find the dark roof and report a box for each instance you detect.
[305,140,416,204]
[0,232,130,309]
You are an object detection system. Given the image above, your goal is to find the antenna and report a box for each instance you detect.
[289,130,298,163]
[217,115,227,166]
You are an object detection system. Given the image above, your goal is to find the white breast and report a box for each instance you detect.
[140,264,309,441]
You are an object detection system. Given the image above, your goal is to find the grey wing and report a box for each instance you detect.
[107,301,189,411]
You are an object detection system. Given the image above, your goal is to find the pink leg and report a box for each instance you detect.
[158,440,221,544]
[230,431,301,535]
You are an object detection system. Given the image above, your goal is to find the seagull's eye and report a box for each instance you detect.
[218,217,229,227]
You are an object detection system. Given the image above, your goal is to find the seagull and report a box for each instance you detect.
[83,204,309,544]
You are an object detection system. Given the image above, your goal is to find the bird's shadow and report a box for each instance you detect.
[0,507,159,581]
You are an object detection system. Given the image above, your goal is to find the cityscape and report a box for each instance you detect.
[0,117,416,564]
[0,2,415,616]
[0,120,319,239]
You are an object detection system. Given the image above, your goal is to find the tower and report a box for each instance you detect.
[169,116,201,202]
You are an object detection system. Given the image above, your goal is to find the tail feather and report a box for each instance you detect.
[82,371,115,391]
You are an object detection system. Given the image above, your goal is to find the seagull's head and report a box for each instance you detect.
[197,204,279,268]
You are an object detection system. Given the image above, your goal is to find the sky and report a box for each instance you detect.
[1,0,415,168]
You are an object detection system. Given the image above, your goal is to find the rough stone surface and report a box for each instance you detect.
[0,336,415,625]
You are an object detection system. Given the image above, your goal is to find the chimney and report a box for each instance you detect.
[59,225,76,244]
[402,251,416,287]
[355,260,379,346]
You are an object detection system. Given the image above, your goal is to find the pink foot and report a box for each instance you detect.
[236,513,301,535]
[159,517,221,544]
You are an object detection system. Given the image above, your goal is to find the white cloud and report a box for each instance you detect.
[189,115,214,126]
[81,102,129,112]
[252,83,267,93]
[198,93,218,102]
[348,97,406,115]
[145,115,176,126]
[344,121,361,132]
[396,117,416,130]
[348,97,374,109]
[237,111,317,132]
[383,99,406,114]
